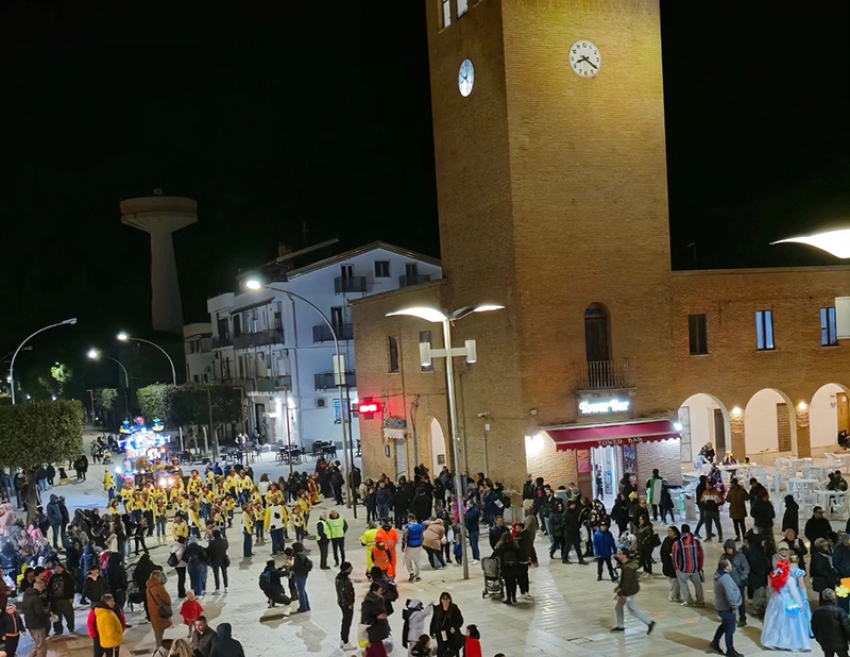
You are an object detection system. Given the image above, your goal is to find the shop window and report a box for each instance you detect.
[756,310,775,351]
[388,336,400,373]
[688,314,708,355]
[822,307,838,346]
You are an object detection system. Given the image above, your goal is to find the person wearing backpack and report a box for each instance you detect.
[291,542,312,613]
[493,532,521,605]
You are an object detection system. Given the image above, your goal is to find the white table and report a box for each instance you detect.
[802,465,829,483]
[788,458,813,475]
[769,471,790,493]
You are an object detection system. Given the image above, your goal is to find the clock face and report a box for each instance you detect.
[569,40,601,78]
[458,59,474,97]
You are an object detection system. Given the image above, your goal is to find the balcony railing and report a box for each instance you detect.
[256,375,292,392]
[399,274,431,288]
[334,276,367,294]
[578,359,633,390]
[314,371,356,390]
[212,335,232,349]
[233,328,285,350]
[313,323,354,343]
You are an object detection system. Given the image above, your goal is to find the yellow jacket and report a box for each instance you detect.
[243,511,254,534]
[264,504,289,532]
[93,606,124,648]
[173,520,189,541]
[360,527,379,571]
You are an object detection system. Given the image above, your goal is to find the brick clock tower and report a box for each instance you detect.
[422,1,676,488]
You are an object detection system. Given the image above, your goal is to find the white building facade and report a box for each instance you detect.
[186,242,442,453]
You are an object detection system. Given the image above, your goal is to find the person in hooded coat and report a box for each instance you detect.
[209,623,245,657]
[724,539,750,627]
[781,494,800,537]
[402,599,433,653]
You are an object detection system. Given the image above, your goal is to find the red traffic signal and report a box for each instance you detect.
[358,397,382,419]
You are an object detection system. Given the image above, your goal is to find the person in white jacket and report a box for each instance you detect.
[402,599,433,656]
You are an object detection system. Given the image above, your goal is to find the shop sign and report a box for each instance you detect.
[384,416,407,429]
[578,398,630,416]
[598,436,645,447]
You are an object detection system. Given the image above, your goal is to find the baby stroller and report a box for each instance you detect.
[125,564,145,612]
[481,556,503,599]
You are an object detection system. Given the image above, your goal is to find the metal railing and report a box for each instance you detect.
[578,359,633,390]
[334,276,367,294]
[399,274,431,288]
[314,371,356,390]
[212,335,232,349]
[232,328,285,350]
[256,375,292,392]
[312,323,354,342]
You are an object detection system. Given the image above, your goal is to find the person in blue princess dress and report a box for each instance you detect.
[760,557,812,651]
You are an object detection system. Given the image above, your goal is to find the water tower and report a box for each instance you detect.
[120,193,197,335]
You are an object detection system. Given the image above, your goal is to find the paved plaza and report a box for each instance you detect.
[14,438,821,657]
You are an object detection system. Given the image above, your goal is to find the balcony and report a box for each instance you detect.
[577,359,633,390]
[212,335,232,349]
[334,276,367,294]
[233,328,285,350]
[399,274,431,288]
[314,371,356,390]
[256,375,292,393]
[312,323,354,343]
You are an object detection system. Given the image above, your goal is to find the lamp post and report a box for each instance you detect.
[245,279,356,516]
[9,319,77,405]
[387,303,504,580]
[88,349,131,418]
[773,229,850,338]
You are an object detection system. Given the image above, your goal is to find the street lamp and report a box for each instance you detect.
[244,278,356,515]
[88,348,131,416]
[9,318,77,405]
[387,303,504,579]
[116,333,176,384]
[773,228,850,338]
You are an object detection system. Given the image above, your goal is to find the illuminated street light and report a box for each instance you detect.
[772,229,850,259]
[9,318,77,405]
[116,333,175,384]
[386,303,504,580]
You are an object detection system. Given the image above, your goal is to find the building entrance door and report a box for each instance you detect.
[591,446,619,506]
[839,393,850,434]
[712,408,727,459]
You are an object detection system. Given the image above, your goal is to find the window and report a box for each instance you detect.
[374,261,390,278]
[217,317,229,340]
[274,310,282,331]
[756,310,775,351]
[441,0,451,28]
[250,310,259,334]
[233,315,242,337]
[458,0,468,16]
[388,336,400,373]
[405,263,419,278]
[331,307,344,328]
[420,331,434,372]
[822,307,838,346]
[584,303,610,362]
[688,314,708,355]
[193,374,200,383]
[340,264,354,279]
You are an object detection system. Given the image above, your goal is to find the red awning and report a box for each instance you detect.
[543,418,680,452]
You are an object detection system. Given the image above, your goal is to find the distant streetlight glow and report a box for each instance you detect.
[245,279,262,291]
[117,332,129,341]
[87,348,100,359]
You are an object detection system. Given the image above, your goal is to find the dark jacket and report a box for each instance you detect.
[430,602,464,651]
[617,560,640,597]
[745,539,770,590]
[105,553,127,594]
[806,515,833,544]
[723,539,750,588]
[811,602,850,652]
[48,569,76,601]
[834,542,850,579]
[360,590,390,643]
[811,549,840,593]
[660,535,677,579]
[209,623,244,657]
[206,537,229,567]
[291,550,311,577]
[82,575,109,604]
[781,495,799,535]
[21,587,50,630]
[46,495,63,526]
[335,571,355,608]
[750,497,775,529]
[133,554,158,591]
[184,542,208,566]
[191,626,219,657]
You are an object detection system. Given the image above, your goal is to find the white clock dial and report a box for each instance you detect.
[458,59,474,97]
[569,40,601,78]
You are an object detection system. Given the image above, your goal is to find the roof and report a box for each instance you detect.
[284,241,441,280]
[673,264,850,277]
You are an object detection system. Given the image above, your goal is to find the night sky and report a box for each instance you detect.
[2,2,849,386]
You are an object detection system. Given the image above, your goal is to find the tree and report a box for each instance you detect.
[99,388,118,411]
[0,401,84,524]
[136,384,175,422]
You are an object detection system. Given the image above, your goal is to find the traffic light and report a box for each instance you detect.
[358,397,383,420]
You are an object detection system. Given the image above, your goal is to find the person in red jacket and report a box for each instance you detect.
[464,624,483,657]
